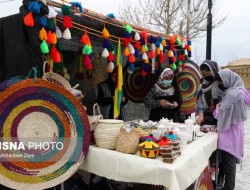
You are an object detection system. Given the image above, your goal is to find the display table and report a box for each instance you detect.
[80,132,218,190]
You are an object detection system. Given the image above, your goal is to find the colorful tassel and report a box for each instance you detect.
[63,15,72,28]
[80,33,90,45]
[50,45,57,60]
[62,28,71,40]
[82,44,92,55]
[135,49,140,58]
[140,45,146,53]
[56,27,62,39]
[39,16,47,27]
[134,32,140,41]
[128,43,135,54]
[39,27,47,41]
[161,39,167,46]
[108,42,115,52]
[172,63,177,70]
[128,63,135,72]
[149,50,155,59]
[142,52,148,60]
[124,47,130,56]
[151,43,156,50]
[83,55,92,70]
[40,40,49,54]
[101,48,109,58]
[134,41,140,49]
[128,53,135,63]
[54,51,61,63]
[62,5,72,15]
[24,12,34,27]
[47,30,53,44]
[125,24,133,33]
[28,1,41,14]
[107,52,115,62]
[106,62,114,73]
[102,27,110,38]
[48,6,57,18]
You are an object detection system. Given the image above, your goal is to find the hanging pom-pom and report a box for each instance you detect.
[144,44,148,51]
[188,40,192,45]
[172,56,176,63]
[80,33,90,45]
[56,27,62,39]
[128,63,135,72]
[51,32,57,45]
[144,59,149,64]
[125,24,133,33]
[28,1,41,14]
[155,48,160,55]
[167,50,173,57]
[159,53,166,63]
[128,43,135,54]
[142,52,148,60]
[39,27,47,41]
[182,62,186,69]
[102,39,110,49]
[83,55,92,70]
[134,32,140,41]
[172,63,177,70]
[188,51,192,57]
[56,41,62,52]
[48,6,57,18]
[178,66,182,73]
[122,38,129,47]
[160,43,163,51]
[151,43,156,50]
[47,19,55,31]
[50,45,57,60]
[82,44,92,55]
[107,52,115,62]
[134,41,140,49]
[141,30,148,40]
[161,39,167,46]
[64,15,72,28]
[141,69,147,76]
[62,5,72,15]
[169,36,176,44]
[108,42,115,52]
[178,60,182,66]
[62,28,71,40]
[54,51,61,63]
[128,53,135,63]
[140,45,146,53]
[148,35,156,44]
[140,37,145,45]
[125,31,131,38]
[40,40,49,54]
[106,62,114,73]
[169,57,173,64]
[179,54,185,61]
[39,16,47,27]
[187,45,192,52]
[149,50,155,59]
[102,27,110,38]
[24,12,34,27]
[47,30,53,44]
[135,49,140,58]
[123,47,130,56]
[155,40,161,47]
[71,2,83,12]
[101,48,109,58]
[176,36,182,45]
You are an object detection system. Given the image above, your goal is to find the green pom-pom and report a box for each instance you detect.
[62,5,71,15]
[82,44,92,55]
[56,41,62,52]
[155,55,160,62]
[47,19,55,31]
[145,44,148,51]
[125,24,133,33]
[112,51,115,54]
[163,47,166,53]
[176,36,181,45]
[40,40,49,54]
[178,60,182,66]
[181,49,185,54]
[108,42,115,52]
[172,63,177,70]
[158,64,163,69]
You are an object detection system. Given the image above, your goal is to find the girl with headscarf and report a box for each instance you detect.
[144,68,182,122]
[196,60,223,125]
[213,69,248,190]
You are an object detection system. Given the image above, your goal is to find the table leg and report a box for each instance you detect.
[61,182,64,190]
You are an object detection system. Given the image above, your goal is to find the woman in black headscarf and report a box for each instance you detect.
[196,60,223,125]
[96,68,128,120]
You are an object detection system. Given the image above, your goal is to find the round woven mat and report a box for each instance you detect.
[175,61,201,114]
[0,79,90,190]
[123,62,156,103]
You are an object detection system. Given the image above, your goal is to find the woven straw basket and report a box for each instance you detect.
[88,103,103,131]
[94,119,124,149]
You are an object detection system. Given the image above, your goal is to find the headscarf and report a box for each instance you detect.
[217,69,247,132]
[155,68,174,95]
[199,60,220,109]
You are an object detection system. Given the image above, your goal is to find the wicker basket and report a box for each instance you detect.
[88,103,103,131]
[94,119,124,149]
[42,61,71,90]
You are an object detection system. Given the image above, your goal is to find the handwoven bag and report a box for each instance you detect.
[88,103,103,131]
[116,127,141,154]
[94,119,124,149]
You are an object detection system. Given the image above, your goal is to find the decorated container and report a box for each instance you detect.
[138,140,160,159]
[165,131,178,141]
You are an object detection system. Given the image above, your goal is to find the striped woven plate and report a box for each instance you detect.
[0,78,90,190]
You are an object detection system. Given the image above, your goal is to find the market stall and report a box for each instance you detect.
[80,132,218,190]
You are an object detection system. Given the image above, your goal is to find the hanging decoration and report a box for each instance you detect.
[140,30,149,76]
[61,4,72,39]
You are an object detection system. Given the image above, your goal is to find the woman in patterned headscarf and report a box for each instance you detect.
[196,60,223,125]
[144,68,182,121]
[213,69,248,190]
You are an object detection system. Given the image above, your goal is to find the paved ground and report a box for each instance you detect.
[235,108,250,190]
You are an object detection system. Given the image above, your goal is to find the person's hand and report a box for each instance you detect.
[122,97,126,102]
[196,113,204,125]
[172,101,178,108]
[160,99,169,107]
[216,103,221,109]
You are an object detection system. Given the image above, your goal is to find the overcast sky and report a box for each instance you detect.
[1,0,250,66]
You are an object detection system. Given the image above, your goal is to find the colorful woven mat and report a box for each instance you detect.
[0,78,90,190]
[123,62,156,103]
[175,61,201,114]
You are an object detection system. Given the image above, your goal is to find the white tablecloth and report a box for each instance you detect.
[80,132,218,190]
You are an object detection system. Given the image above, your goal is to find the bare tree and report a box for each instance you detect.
[118,0,226,39]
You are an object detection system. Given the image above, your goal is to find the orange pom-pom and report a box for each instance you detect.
[140,45,146,53]
[187,45,192,51]
[39,27,47,41]
[102,27,110,38]
[167,50,173,57]
[128,53,135,63]
[80,33,90,45]
[155,48,160,55]
[51,32,57,45]
[24,12,34,27]
[161,39,167,46]
[123,47,130,56]
[169,36,176,44]
[144,59,149,64]
[63,15,72,28]
[47,31,54,44]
